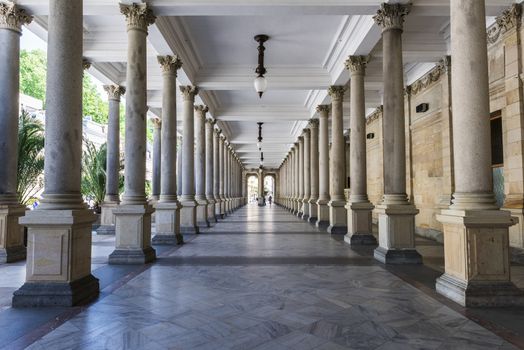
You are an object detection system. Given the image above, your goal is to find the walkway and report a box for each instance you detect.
[1,204,524,349]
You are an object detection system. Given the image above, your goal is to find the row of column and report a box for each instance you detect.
[4,1,246,307]
[278,1,524,307]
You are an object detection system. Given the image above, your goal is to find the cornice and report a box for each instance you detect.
[407,56,450,96]
[487,4,521,45]
[366,105,383,125]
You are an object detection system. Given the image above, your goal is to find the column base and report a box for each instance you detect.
[196,199,210,228]
[308,200,318,223]
[316,200,330,229]
[108,247,156,265]
[344,234,377,246]
[373,246,422,264]
[436,273,524,307]
[180,200,199,234]
[153,201,183,245]
[95,225,115,235]
[436,208,522,306]
[111,204,156,265]
[13,274,99,307]
[345,201,375,245]
[0,245,26,263]
[327,200,347,234]
[0,204,26,263]
[375,202,420,264]
[207,199,217,223]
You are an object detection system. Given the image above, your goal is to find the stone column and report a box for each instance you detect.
[327,86,347,234]
[194,105,209,227]
[0,3,31,264]
[308,120,319,223]
[344,56,376,245]
[179,86,199,234]
[206,119,217,223]
[98,85,125,235]
[290,144,297,213]
[219,134,226,217]
[153,55,183,245]
[151,118,161,201]
[109,3,156,265]
[177,136,182,196]
[372,3,421,264]
[14,0,99,306]
[435,0,524,306]
[258,168,264,206]
[213,128,222,218]
[224,142,231,210]
[296,136,304,216]
[316,105,330,228]
[302,129,311,220]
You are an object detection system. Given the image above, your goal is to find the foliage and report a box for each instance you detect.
[17,111,45,205]
[81,140,107,212]
[20,49,47,103]
[20,49,109,125]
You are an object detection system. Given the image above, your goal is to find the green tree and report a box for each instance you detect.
[17,111,45,205]
[20,49,47,103]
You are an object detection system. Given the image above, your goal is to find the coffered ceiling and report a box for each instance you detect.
[18,0,515,169]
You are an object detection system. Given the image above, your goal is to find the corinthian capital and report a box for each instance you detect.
[120,3,156,33]
[344,55,369,75]
[157,55,182,74]
[308,119,319,129]
[151,117,162,128]
[0,2,32,33]
[373,3,411,32]
[205,118,216,126]
[104,85,126,101]
[328,86,346,101]
[180,86,199,101]
[316,105,330,114]
[194,105,209,114]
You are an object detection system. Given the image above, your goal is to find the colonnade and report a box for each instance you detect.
[277,1,524,307]
[0,1,245,307]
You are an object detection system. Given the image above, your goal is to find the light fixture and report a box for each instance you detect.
[257,122,263,150]
[260,152,264,167]
[254,34,269,98]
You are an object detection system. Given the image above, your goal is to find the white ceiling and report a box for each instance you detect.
[18,0,516,169]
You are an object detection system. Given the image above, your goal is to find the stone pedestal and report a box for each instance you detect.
[13,209,99,307]
[302,200,310,221]
[196,198,210,227]
[308,200,318,224]
[109,204,156,264]
[373,202,422,264]
[344,201,376,245]
[180,200,199,234]
[436,209,524,307]
[97,202,118,235]
[153,201,183,245]
[0,205,26,263]
[327,200,347,234]
[316,199,330,229]
[508,208,524,248]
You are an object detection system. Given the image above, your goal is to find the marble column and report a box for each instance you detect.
[291,144,298,213]
[109,3,156,265]
[326,86,347,234]
[0,3,31,264]
[214,128,222,218]
[302,129,311,220]
[177,136,182,196]
[258,168,264,206]
[308,120,319,223]
[373,3,421,264]
[14,0,99,306]
[98,85,125,235]
[153,55,183,245]
[344,56,376,245]
[150,118,161,202]
[219,134,226,217]
[435,0,524,306]
[179,86,199,234]
[316,105,330,228]
[296,136,304,216]
[206,119,217,223]
[194,105,210,227]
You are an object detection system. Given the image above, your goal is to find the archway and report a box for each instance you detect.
[247,175,258,203]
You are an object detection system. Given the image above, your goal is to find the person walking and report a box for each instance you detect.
[268,195,273,207]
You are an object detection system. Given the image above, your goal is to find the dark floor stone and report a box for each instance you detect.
[108,246,156,265]
[374,246,422,265]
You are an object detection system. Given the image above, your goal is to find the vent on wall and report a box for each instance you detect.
[366,133,375,139]
[416,103,429,113]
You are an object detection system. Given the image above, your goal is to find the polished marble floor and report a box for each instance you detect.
[1,203,524,349]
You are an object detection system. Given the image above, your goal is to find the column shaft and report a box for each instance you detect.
[316,106,330,228]
[302,129,311,220]
[194,105,209,227]
[151,119,161,201]
[206,119,217,222]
